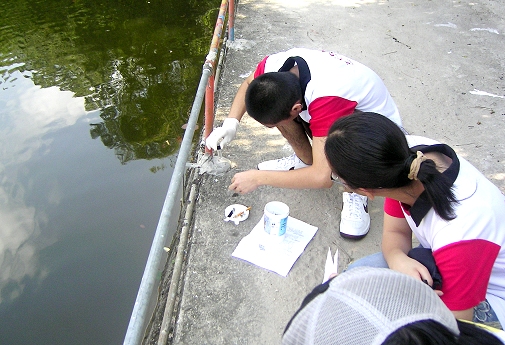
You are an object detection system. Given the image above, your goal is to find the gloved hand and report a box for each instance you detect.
[205,118,239,151]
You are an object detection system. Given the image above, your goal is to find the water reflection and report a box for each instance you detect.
[0,0,217,343]
[2,0,216,164]
[1,68,87,164]
[0,69,87,305]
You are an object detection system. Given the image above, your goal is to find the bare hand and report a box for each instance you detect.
[229,170,261,194]
[390,256,434,287]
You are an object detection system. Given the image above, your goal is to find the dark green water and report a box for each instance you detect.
[0,0,218,343]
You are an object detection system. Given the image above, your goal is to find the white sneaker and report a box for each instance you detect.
[339,192,370,239]
[257,153,310,171]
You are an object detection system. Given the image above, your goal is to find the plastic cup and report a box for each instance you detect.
[263,201,289,243]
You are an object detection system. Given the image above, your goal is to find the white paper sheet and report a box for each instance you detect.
[231,216,318,277]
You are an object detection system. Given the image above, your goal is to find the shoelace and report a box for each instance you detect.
[345,193,365,220]
[275,154,297,169]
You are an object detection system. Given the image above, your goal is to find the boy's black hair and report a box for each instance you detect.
[245,72,302,125]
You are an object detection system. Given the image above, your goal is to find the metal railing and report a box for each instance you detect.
[123,1,234,344]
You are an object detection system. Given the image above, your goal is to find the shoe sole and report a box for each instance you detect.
[339,231,369,240]
[256,165,295,171]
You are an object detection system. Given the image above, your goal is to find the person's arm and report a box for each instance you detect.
[228,136,333,193]
[383,218,482,322]
[205,73,254,150]
[228,73,254,121]
[382,214,433,284]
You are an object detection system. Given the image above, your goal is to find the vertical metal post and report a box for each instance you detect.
[229,0,235,41]
[203,0,229,155]
[204,74,215,155]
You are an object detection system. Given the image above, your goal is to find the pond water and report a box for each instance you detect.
[0,0,218,343]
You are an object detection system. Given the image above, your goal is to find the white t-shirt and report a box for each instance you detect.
[384,135,505,327]
[253,48,401,136]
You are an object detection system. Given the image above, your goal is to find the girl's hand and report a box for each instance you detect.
[390,255,434,287]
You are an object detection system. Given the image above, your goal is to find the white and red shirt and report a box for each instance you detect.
[253,48,402,136]
[384,135,505,325]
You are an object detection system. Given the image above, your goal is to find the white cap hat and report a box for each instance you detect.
[282,267,459,345]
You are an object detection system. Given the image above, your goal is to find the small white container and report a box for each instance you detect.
[263,201,289,243]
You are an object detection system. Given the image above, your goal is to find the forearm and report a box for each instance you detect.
[381,216,413,267]
[381,215,440,284]
[262,167,332,189]
[382,236,412,269]
[263,139,332,189]
[228,74,253,121]
[231,167,332,194]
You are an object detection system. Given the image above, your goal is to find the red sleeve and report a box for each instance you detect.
[434,240,500,310]
[384,198,405,218]
[253,56,269,78]
[307,96,357,136]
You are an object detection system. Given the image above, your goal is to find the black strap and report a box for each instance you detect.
[408,247,443,290]
[278,56,311,111]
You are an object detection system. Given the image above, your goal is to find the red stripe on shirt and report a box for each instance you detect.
[384,197,407,218]
[434,239,499,310]
[307,96,357,136]
[253,56,269,78]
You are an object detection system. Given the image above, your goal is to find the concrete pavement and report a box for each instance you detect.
[171,0,505,343]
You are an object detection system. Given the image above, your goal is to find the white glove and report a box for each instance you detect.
[205,118,239,151]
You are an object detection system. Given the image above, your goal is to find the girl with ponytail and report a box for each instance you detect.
[324,112,505,330]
